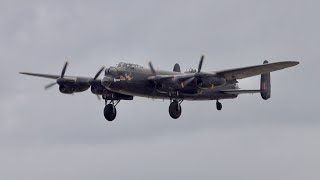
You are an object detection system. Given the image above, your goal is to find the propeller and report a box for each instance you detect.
[93,66,105,80]
[148,55,205,89]
[45,82,57,90]
[45,61,69,90]
[89,66,105,85]
[198,55,204,73]
[182,55,205,87]
[61,61,68,78]
[90,66,106,101]
[148,61,157,75]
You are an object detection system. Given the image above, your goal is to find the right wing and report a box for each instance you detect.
[19,61,100,81]
[215,61,299,80]
[20,72,61,79]
[20,72,91,81]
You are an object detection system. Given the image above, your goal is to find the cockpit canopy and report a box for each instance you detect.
[184,68,197,73]
[116,62,144,70]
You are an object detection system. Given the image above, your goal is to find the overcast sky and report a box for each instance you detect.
[0,0,319,179]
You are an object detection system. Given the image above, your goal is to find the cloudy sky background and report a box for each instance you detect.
[0,0,318,179]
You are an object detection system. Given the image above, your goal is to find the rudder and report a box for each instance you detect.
[261,60,271,100]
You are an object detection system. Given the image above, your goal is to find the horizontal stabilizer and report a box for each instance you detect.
[221,89,260,95]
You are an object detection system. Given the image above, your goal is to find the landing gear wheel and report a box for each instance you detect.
[169,100,182,119]
[104,104,117,121]
[216,101,222,111]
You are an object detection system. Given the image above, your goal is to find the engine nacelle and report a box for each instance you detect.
[91,81,106,95]
[58,82,90,94]
[197,77,226,88]
[59,85,75,94]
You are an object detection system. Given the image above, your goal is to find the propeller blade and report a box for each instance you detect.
[198,55,204,73]
[61,61,68,78]
[44,82,57,90]
[94,66,105,80]
[148,61,157,75]
[181,77,195,88]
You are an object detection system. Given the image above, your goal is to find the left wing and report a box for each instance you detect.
[148,61,299,87]
[215,61,299,80]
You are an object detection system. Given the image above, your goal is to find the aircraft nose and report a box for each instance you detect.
[101,75,114,88]
[105,67,119,76]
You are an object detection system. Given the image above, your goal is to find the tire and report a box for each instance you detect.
[216,101,222,111]
[169,101,182,119]
[104,104,117,121]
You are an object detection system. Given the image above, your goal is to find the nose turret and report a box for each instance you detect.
[102,67,119,88]
[105,67,119,76]
[102,75,114,88]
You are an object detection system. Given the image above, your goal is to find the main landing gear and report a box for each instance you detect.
[104,100,120,121]
[169,99,183,119]
[103,97,222,121]
[168,99,221,119]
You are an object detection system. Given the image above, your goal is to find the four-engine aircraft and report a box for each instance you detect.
[20,56,299,121]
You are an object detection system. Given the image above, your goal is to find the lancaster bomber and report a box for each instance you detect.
[20,56,299,121]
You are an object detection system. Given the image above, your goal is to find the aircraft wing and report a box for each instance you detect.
[215,61,299,80]
[148,74,195,82]
[20,72,61,79]
[20,72,92,81]
[220,89,260,95]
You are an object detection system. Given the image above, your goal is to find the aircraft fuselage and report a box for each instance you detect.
[103,66,238,101]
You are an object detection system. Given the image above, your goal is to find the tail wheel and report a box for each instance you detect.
[216,101,222,111]
[104,104,117,121]
[169,100,182,119]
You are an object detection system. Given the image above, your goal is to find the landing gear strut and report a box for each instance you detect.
[216,100,222,111]
[169,99,183,119]
[104,99,120,121]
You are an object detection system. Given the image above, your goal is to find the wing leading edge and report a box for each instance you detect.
[20,72,61,79]
[19,72,93,82]
[215,61,299,80]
